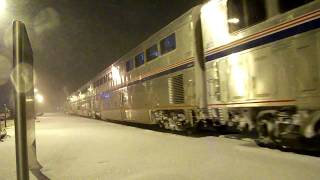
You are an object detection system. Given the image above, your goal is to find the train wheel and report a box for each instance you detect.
[256,118,276,147]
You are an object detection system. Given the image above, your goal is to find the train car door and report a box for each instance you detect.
[227,53,250,102]
[90,96,94,117]
[294,32,320,109]
[295,34,319,94]
[250,48,277,100]
[120,88,129,120]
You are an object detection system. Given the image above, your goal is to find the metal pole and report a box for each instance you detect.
[13,21,30,180]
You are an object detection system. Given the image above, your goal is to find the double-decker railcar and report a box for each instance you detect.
[66,81,95,117]
[66,0,320,147]
[201,0,320,145]
[67,6,208,131]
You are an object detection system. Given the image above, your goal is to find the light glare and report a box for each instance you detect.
[88,86,93,92]
[36,94,44,103]
[0,0,6,12]
[111,65,121,85]
[227,18,240,24]
[79,92,85,99]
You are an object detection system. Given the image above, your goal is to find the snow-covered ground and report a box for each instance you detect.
[1,113,320,180]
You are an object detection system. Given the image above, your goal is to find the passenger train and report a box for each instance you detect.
[66,0,320,148]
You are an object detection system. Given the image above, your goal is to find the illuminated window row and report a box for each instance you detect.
[126,33,176,72]
[94,72,113,88]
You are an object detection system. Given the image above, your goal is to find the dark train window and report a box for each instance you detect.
[135,52,144,67]
[227,0,266,33]
[104,75,107,84]
[279,0,314,13]
[126,59,134,72]
[160,33,176,54]
[107,73,112,88]
[81,89,86,94]
[146,44,159,61]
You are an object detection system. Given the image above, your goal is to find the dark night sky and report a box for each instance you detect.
[0,0,203,111]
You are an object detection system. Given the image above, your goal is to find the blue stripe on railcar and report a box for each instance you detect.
[205,18,320,62]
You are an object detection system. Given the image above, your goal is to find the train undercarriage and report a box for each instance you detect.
[152,109,197,132]
[68,105,320,152]
[220,107,320,151]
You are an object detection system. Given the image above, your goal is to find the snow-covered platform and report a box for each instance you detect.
[1,113,320,179]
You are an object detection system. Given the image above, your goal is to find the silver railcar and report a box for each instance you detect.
[67,6,207,131]
[66,0,320,147]
[201,0,320,145]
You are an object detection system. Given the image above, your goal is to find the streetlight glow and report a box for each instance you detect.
[36,94,44,103]
[0,0,6,12]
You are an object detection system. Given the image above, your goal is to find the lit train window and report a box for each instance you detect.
[279,0,314,13]
[126,59,134,72]
[135,52,145,68]
[227,0,266,33]
[146,44,159,61]
[160,33,176,55]
[103,75,107,84]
